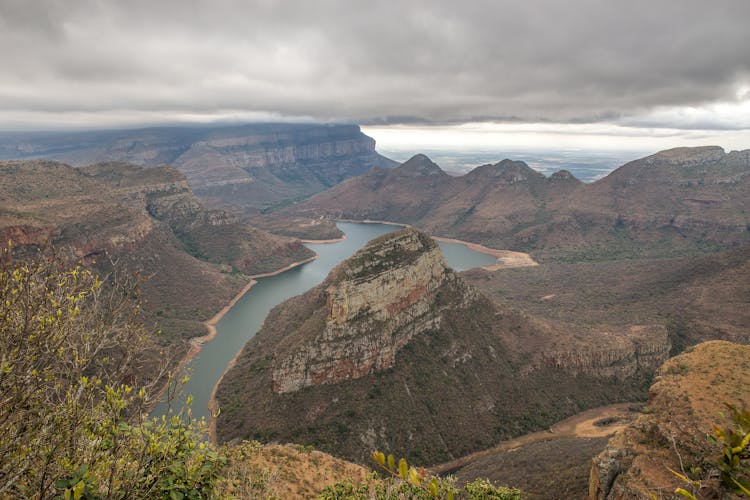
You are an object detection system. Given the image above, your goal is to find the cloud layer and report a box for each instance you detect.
[0,0,749,131]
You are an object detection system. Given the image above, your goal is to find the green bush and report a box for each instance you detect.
[0,247,225,498]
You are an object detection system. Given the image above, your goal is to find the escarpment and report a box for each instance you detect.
[0,123,397,211]
[215,228,665,464]
[537,325,670,379]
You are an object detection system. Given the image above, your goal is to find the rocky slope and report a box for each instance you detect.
[215,228,668,464]
[589,341,750,499]
[0,159,313,347]
[0,123,396,211]
[286,147,750,260]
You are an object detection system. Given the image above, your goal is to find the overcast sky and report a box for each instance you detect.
[0,0,748,150]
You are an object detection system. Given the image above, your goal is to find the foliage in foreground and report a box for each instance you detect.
[670,404,750,499]
[0,247,224,498]
[319,452,522,500]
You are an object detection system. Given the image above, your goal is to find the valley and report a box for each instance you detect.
[2,144,748,499]
[154,221,510,424]
[3,4,749,498]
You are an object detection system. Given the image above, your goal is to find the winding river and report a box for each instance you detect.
[152,222,497,423]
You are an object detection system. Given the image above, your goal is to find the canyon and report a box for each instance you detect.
[2,143,748,498]
[215,228,669,464]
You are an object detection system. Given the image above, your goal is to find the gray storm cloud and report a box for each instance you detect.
[0,0,748,129]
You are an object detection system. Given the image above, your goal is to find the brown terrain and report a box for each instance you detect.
[590,340,750,499]
[215,228,669,465]
[218,441,368,499]
[0,159,313,369]
[280,147,750,261]
[436,403,642,499]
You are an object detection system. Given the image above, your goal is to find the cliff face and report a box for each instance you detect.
[589,341,750,499]
[537,325,670,379]
[271,230,465,393]
[216,228,663,465]
[0,124,397,211]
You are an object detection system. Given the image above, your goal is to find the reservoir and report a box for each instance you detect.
[153,222,496,422]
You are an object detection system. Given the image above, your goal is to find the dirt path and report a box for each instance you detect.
[431,403,639,475]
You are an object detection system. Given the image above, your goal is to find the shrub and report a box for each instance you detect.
[319,452,522,499]
[0,247,225,498]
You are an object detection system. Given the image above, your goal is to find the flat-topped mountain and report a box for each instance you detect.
[215,228,669,464]
[0,159,313,352]
[0,123,397,212]
[286,146,750,261]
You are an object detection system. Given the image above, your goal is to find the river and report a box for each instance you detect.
[152,221,497,422]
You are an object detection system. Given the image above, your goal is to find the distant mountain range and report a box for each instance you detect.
[0,123,397,212]
[285,146,750,261]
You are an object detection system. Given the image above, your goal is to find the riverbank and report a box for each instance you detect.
[432,236,538,270]
[151,255,319,421]
[199,255,319,361]
[337,218,537,270]
[299,235,347,244]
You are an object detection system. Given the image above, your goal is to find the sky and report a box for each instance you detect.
[0,0,748,151]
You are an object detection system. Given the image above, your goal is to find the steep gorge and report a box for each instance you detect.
[215,228,668,464]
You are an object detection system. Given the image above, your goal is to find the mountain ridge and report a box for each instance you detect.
[283,146,750,261]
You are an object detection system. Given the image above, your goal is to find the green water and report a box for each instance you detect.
[152,222,496,422]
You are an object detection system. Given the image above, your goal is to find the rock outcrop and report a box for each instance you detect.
[271,230,468,393]
[589,341,750,499]
[538,325,670,379]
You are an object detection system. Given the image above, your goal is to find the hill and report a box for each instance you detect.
[215,228,669,464]
[0,123,397,212]
[0,159,313,355]
[285,147,750,261]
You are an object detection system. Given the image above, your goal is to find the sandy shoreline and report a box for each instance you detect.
[199,255,318,353]
[337,218,537,270]
[432,236,538,270]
